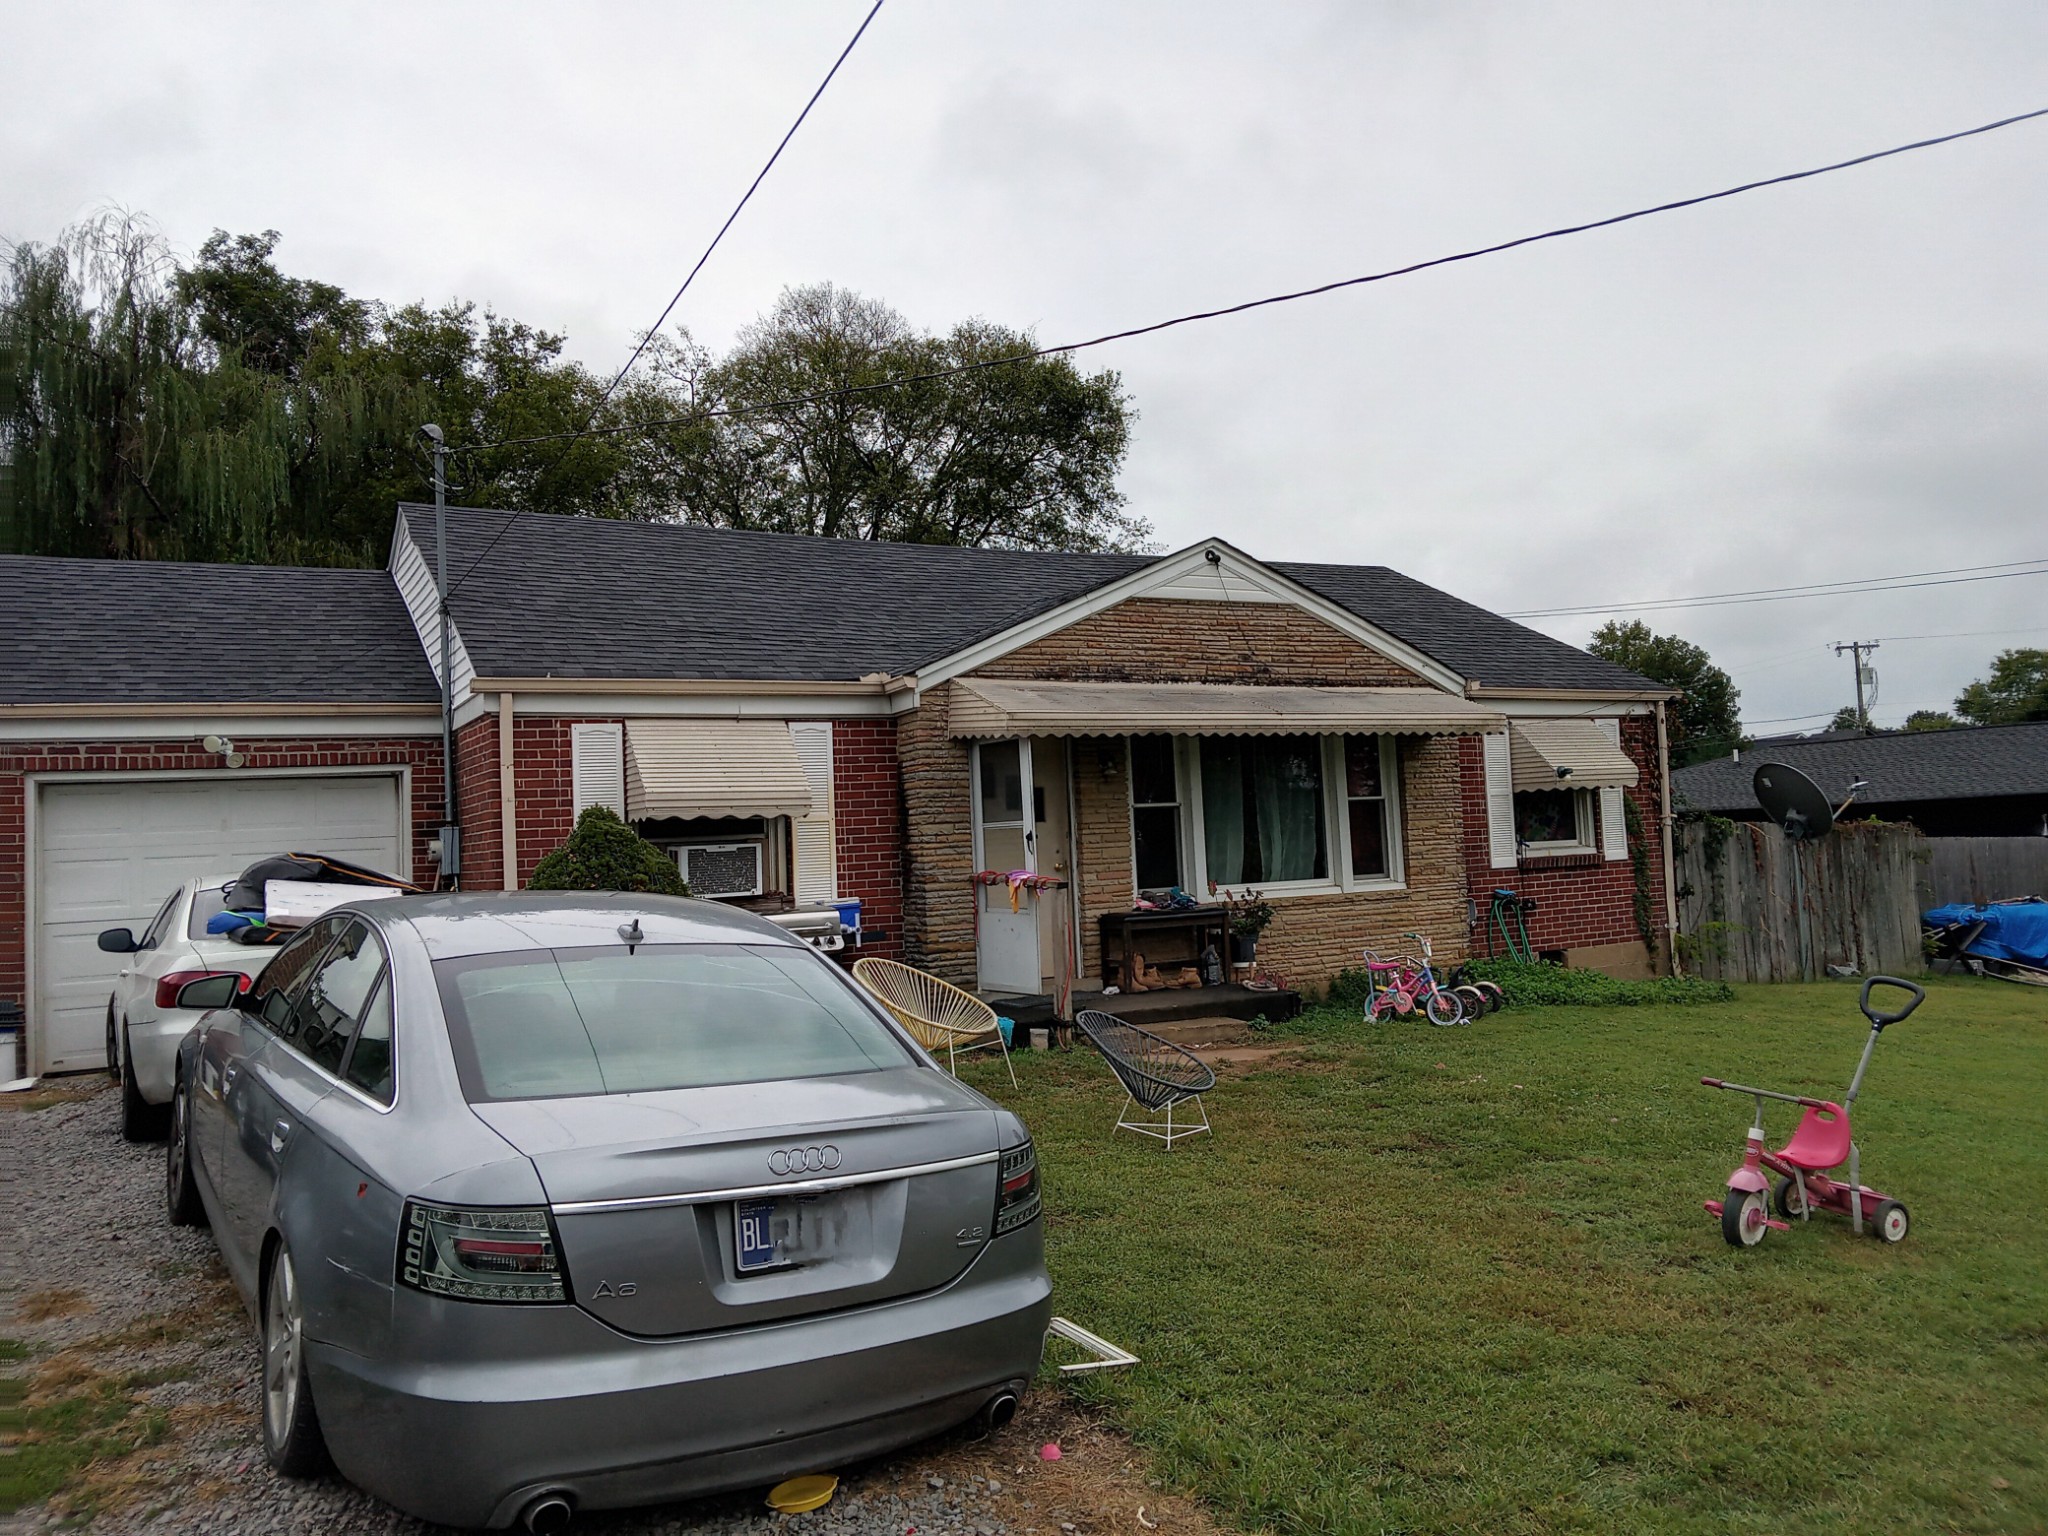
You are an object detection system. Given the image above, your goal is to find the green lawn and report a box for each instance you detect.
[968,977,2048,1535]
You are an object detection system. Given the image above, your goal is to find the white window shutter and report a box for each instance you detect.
[789,722,837,905]
[1482,731,1518,869]
[570,723,625,817]
[1597,718,1628,861]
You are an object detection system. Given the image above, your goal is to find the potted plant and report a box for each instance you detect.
[1213,885,1274,969]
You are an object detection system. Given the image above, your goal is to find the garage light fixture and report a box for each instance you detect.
[201,734,247,768]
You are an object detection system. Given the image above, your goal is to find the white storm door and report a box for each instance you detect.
[972,739,1041,995]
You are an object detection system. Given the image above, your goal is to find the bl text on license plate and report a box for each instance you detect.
[736,1198,781,1271]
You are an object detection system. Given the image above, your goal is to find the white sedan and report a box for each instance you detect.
[100,876,279,1141]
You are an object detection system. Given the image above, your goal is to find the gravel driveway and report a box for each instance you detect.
[2,1082,1209,1536]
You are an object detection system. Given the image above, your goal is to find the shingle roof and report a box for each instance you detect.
[1674,720,2048,811]
[403,505,1658,692]
[0,555,438,705]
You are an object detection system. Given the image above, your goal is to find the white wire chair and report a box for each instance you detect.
[1075,1009,1217,1148]
[851,957,1017,1087]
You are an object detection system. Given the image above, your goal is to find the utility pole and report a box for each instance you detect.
[419,424,461,886]
[1833,639,1880,733]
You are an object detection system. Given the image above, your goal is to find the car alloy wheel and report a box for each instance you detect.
[166,1079,206,1228]
[262,1245,328,1476]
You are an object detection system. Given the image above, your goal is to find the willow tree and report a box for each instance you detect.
[1,214,423,564]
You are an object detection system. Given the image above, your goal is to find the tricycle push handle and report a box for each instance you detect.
[1699,1077,1831,1110]
[1859,975,1926,1029]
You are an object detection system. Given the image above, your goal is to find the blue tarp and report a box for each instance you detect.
[1923,899,2048,968]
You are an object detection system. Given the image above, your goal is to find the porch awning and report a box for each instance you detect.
[624,719,816,820]
[1508,718,1639,791]
[945,678,1507,738]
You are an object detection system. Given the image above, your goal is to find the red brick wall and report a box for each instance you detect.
[454,715,635,890]
[831,719,905,960]
[0,734,444,1021]
[452,715,503,891]
[1456,716,1668,957]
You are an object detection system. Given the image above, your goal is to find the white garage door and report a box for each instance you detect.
[34,773,405,1074]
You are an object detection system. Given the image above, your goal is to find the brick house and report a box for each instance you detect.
[0,508,1676,1074]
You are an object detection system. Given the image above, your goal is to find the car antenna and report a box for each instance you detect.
[618,917,644,953]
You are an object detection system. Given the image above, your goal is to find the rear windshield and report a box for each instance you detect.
[433,943,912,1102]
[188,886,232,940]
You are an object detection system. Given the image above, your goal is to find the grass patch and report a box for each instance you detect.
[970,976,2048,1534]
[0,1350,177,1516]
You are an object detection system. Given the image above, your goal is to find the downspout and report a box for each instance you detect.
[422,424,461,889]
[499,692,518,890]
[1655,698,1681,974]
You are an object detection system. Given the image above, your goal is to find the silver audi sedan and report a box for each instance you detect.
[168,892,1050,1532]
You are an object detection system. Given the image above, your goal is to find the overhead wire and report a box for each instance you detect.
[454,103,2048,462]
[444,0,886,600]
[1503,555,2048,619]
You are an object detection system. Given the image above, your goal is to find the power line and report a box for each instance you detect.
[456,103,2048,459]
[1505,556,2048,620]
[1868,624,2048,644]
[583,0,885,427]
[446,0,886,599]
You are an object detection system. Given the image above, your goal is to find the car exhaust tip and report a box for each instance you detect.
[980,1390,1020,1432]
[521,1492,575,1534]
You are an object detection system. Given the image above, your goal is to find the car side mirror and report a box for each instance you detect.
[97,928,139,954]
[176,973,247,1012]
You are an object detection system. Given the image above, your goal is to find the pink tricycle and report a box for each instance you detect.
[1700,975,1925,1248]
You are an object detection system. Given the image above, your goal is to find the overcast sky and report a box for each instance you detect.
[7,2,2047,731]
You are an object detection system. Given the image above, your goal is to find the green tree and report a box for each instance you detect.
[528,806,688,894]
[1586,620,1743,765]
[5,221,1147,564]
[1903,709,1959,732]
[649,284,1145,550]
[1955,648,2048,725]
[1828,706,1863,733]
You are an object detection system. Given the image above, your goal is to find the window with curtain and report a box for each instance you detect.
[1199,735,1328,885]
[1128,734,1184,891]
[1344,735,1392,880]
[1515,788,1592,850]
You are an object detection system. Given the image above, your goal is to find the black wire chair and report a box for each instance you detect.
[1075,1010,1218,1148]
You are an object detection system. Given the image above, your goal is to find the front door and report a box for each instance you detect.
[974,740,1040,995]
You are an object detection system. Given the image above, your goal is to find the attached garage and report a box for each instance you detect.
[1,554,449,1079]
[30,771,408,1073]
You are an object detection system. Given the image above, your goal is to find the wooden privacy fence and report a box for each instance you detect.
[1920,837,2048,908]
[1676,820,1927,983]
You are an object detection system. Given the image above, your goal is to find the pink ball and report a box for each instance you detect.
[1040,1443,1062,1461]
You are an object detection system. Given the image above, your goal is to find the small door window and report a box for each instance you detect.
[137,891,181,951]
[341,975,395,1105]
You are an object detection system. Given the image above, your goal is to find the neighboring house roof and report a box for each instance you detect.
[0,555,440,706]
[400,505,1658,693]
[1675,720,2048,812]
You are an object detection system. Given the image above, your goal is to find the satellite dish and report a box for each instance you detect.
[1753,762,1836,841]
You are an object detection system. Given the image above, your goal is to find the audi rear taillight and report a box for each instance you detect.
[994,1140,1042,1236]
[157,970,248,1010]
[398,1201,568,1303]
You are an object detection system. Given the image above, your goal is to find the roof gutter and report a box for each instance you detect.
[470,676,898,697]
[0,701,441,718]
[1465,684,1680,702]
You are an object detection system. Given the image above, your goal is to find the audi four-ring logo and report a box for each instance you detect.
[768,1145,842,1176]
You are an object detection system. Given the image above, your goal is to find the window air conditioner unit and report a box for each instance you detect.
[677,842,764,899]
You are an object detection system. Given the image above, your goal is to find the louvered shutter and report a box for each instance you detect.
[1597,718,1628,861]
[570,723,625,818]
[1482,731,1518,869]
[789,722,837,905]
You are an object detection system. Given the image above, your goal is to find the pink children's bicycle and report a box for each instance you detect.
[1700,976,1925,1248]
[1361,933,1466,1026]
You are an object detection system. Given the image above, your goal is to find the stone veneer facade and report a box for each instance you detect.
[897,597,1486,990]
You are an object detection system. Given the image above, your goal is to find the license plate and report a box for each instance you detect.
[735,1198,783,1272]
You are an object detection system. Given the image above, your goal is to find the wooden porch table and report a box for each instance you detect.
[1098,906,1229,990]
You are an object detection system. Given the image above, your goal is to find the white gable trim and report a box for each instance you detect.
[389,517,479,710]
[915,539,1469,695]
